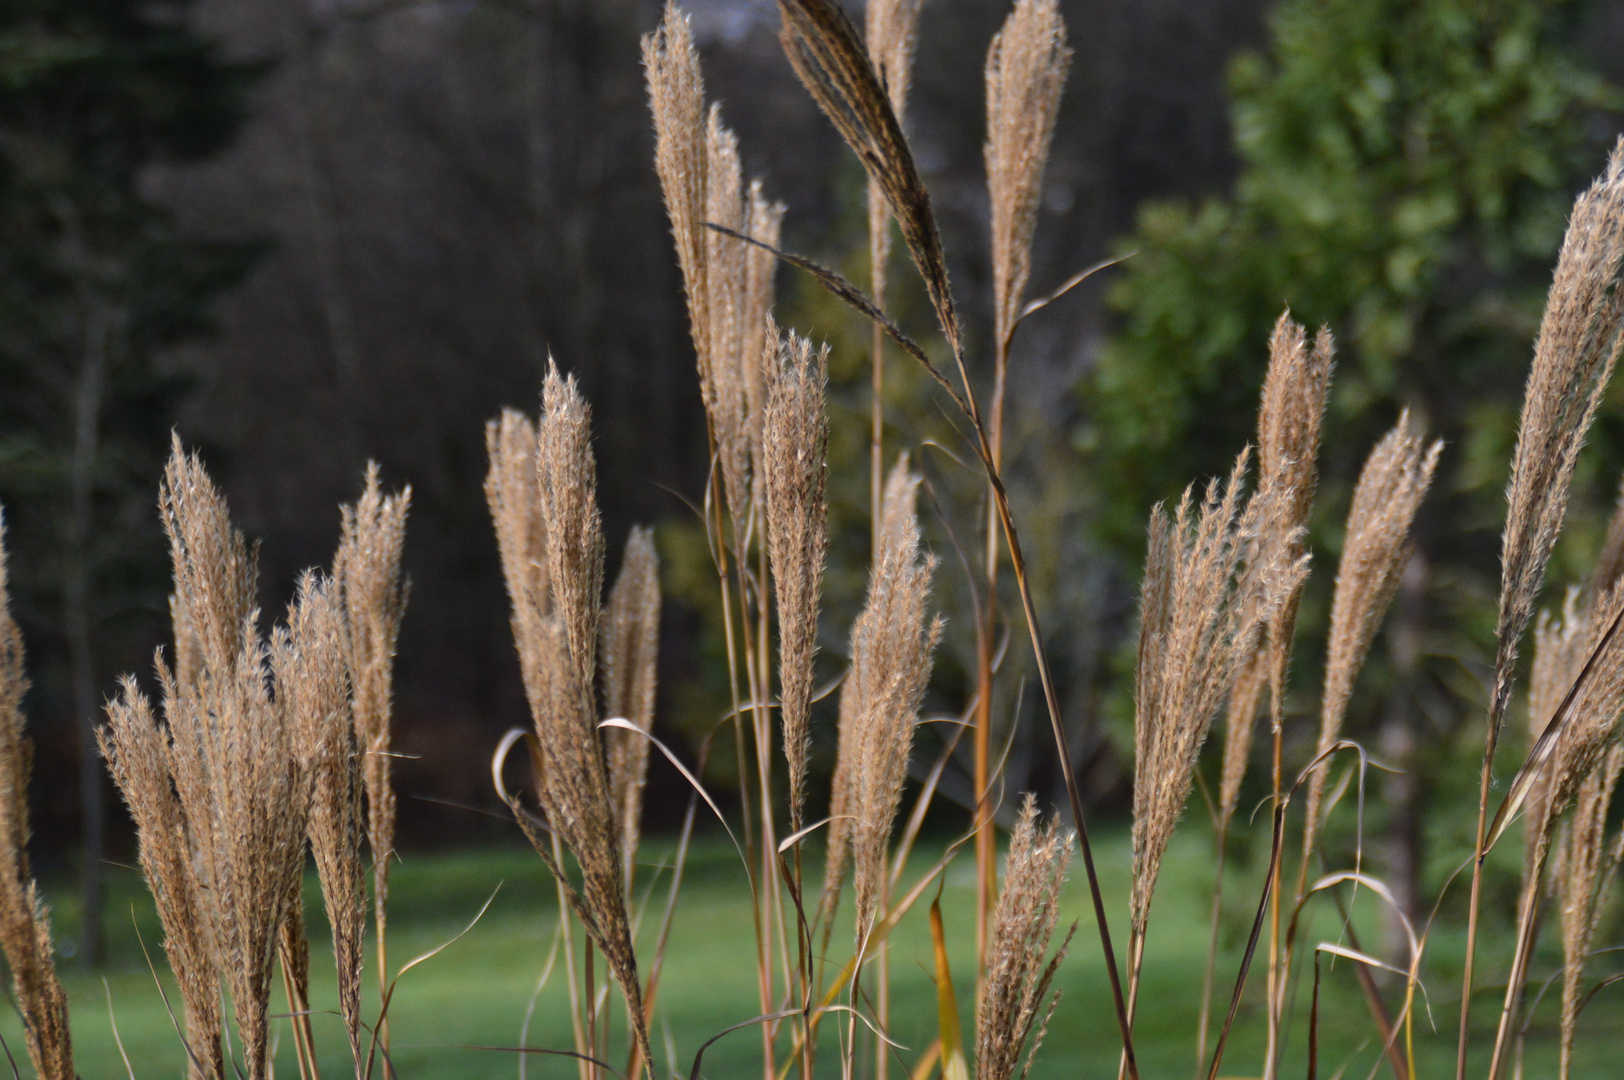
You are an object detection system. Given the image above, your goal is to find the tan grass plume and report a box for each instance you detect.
[1559,745,1624,1080]
[975,795,1073,1080]
[763,323,830,830]
[145,442,311,1080]
[1132,452,1283,951]
[334,462,409,995]
[601,524,661,887]
[985,0,1071,356]
[848,455,940,940]
[487,364,651,1068]
[1301,413,1440,859]
[278,572,368,1071]
[0,517,74,1080]
[1492,138,1624,739]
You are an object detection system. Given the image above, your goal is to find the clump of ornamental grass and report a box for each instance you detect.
[104,444,312,1080]
[601,524,662,887]
[1133,448,1300,1023]
[762,323,830,831]
[486,361,653,1071]
[1465,136,1624,1079]
[975,795,1073,1080]
[0,516,74,1080]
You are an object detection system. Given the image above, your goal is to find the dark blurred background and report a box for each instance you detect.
[7,0,1624,962]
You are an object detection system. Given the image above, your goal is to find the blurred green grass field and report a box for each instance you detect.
[16,824,1624,1078]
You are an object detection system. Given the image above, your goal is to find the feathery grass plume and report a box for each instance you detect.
[975,795,1073,1080]
[601,525,661,886]
[984,0,1071,356]
[1217,652,1267,832]
[863,0,923,312]
[1524,592,1587,887]
[1301,414,1441,859]
[278,573,367,1071]
[702,109,754,519]
[0,519,73,1080]
[102,682,223,1080]
[1559,745,1624,1080]
[154,443,312,1080]
[818,656,862,939]
[1490,138,1624,741]
[1588,475,1624,603]
[763,324,830,830]
[1131,452,1276,955]
[778,0,962,356]
[334,461,410,995]
[644,2,708,366]
[646,5,783,529]
[848,455,941,939]
[489,364,651,1068]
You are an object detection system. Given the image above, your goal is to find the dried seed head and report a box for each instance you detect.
[154,444,312,1080]
[976,795,1073,1080]
[334,462,409,949]
[1302,414,1439,856]
[278,573,367,1069]
[102,681,223,1080]
[1495,139,1624,736]
[0,518,74,1080]
[1559,745,1624,1079]
[985,0,1071,351]
[601,525,661,885]
[1132,451,1279,940]
[849,454,940,939]
[763,324,830,830]
[486,372,650,1068]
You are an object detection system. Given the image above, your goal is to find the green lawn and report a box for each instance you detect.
[15,824,1624,1078]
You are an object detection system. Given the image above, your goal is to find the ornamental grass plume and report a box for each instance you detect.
[334,463,410,995]
[601,525,661,886]
[1300,413,1440,860]
[278,572,368,1071]
[1131,452,1288,984]
[1559,746,1624,1080]
[486,362,651,1069]
[646,2,784,530]
[984,0,1070,358]
[0,518,73,1080]
[848,455,941,942]
[127,443,313,1080]
[975,795,1073,1080]
[762,323,830,831]
[864,0,923,316]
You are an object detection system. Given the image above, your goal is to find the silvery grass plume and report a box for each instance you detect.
[1254,315,1333,721]
[102,682,223,1080]
[111,444,312,1080]
[1131,452,1289,969]
[975,795,1073,1080]
[601,525,661,887]
[1491,138,1624,748]
[984,0,1070,357]
[1559,745,1624,1080]
[1217,317,1332,830]
[334,463,410,984]
[0,518,73,1080]
[278,573,368,1072]
[486,363,651,1069]
[646,2,783,529]
[1300,413,1440,862]
[848,456,941,942]
[763,323,830,831]
[864,0,923,310]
